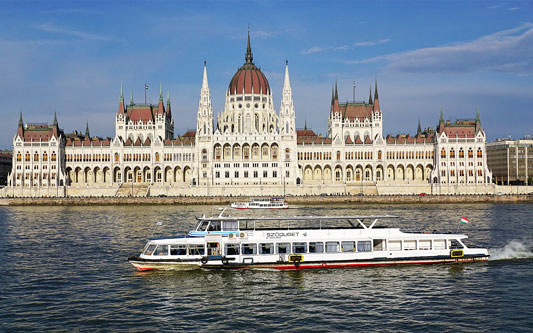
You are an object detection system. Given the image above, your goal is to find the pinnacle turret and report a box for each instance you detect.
[159,82,163,102]
[245,28,253,64]
[53,111,58,127]
[18,112,23,127]
[85,121,90,138]
[368,85,373,104]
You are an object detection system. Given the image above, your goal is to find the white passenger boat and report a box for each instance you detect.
[128,212,489,271]
[230,197,288,209]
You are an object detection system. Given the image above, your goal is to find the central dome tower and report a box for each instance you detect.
[219,31,277,135]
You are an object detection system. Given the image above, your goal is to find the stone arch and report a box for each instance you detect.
[183,166,192,184]
[174,166,182,183]
[334,165,343,183]
[144,166,152,183]
[323,165,332,184]
[242,143,250,160]
[153,166,162,183]
[405,164,415,181]
[103,167,110,184]
[364,165,373,181]
[270,143,279,160]
[303,165,313,182]
[113,166,122,183]
[134,166,142,183]
[213,143,222,160]
[415,164,424,181]
[233,143,241,160]
[425,164,433,181]
[223,143,232,161]
[94,166,101,183]
[345,165,354,183]
[313,165,323,182]
[261,143,269,161]
[84,167,91,183]
[124,166,133,182]
[355,164,364,182]
[386,164,395,181]
[164,166,172,183]
[201,149,208,162]
[251,143,260,160]
[396,164,405,181]
[376,165,384,181]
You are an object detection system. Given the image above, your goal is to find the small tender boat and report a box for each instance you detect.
[128,211,488,271]
[230,197,288,209]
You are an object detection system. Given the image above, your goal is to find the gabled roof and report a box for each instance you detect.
[182,130,196,138]
[340,102,374,121]
[345,136,353,144]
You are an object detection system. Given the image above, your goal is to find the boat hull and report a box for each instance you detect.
[129,254,488,271]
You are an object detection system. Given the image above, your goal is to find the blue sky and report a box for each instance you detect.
[0,0,532,148]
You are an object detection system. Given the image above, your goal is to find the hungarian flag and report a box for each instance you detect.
[460,216,469,225]
[145,84,149,89]
[353,81,356,87]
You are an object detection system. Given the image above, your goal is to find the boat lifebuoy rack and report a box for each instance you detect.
[289,254,303,266]
[450,250,464,258]
[201,256,208,264]
[222,257,229,265]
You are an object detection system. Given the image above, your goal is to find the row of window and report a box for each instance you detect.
[441,169,484,177]
[215,170,280,179]
[16,152,57,162]
[66,153,111,162]
[440,148,483,159]
[298,152,332,161]
[16,172,57,180]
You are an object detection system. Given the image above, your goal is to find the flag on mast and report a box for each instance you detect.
[145,84,149,90]
[460,216,469,225]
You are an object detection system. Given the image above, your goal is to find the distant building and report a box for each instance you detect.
[0,149,13,185]
[487,137,533,185]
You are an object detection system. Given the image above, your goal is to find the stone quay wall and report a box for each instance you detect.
[1,193,532,206]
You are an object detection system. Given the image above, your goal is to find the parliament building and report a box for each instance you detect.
[3,34,493,197]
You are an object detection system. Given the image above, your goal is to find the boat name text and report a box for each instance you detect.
[266,232,300,239]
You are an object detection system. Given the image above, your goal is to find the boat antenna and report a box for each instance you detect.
[150,221,163,238]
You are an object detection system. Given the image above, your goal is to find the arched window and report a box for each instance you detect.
[477,148,483,158]
[336,151,341,160]
[16,153,21,162]
[468,148,473,158]
[459,148,464,158]
[51,151,56,161]
[202,149,207,162]
[440,148,446,159]
[25,152,30,162]
[378,150,382,160]
[450,149,455,159]
[285,148,290,161]
[155,153,160,162]
[43,152,48,161]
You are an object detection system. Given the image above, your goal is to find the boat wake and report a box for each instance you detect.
[488,240,533,261]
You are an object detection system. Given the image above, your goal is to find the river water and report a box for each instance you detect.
[0,203,532,331]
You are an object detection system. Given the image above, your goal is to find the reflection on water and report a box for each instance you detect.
[0,203,532,331]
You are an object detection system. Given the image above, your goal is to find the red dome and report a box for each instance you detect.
[228,31,270,96]
[228,63,270,95]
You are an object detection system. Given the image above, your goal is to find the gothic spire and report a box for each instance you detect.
[202,60,209,90]
[417,117,421,135]
[331,85,335,105]
[374,79,379,101]
[476,106,480,123]
[130,91,134,106]
[159,82,163,102]
[120,83,124,102]
[85,121,90,138]
[283,59,291,91]
[245,27,253,64]
[368,85,373,104]
[440,107,444,124]
[167,90,171,106]
[18,112,23,127]
[334,79,338,101]
[304,118,307,130]
[53,111,58,127]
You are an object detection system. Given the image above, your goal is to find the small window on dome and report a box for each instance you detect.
[246,103,250,108]
[262,104,265,108]
[254,103,258,108]
[239,104,242,109]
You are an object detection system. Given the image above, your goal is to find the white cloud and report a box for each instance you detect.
[300,46,327,54]
[354,38,391,47]
[346,23,533,75]
[33,23,112,41]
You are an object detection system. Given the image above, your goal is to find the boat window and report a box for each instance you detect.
[153,245,169,256]
[357,241,372,252]
[198,221,209,231]
[450,239,463,249]
[189,244,205,255]
[260,243,275,254]
[223,221,239,231]
[373,239,386,251]
[388,240,402,251]
[242,243,257,255]
[225,244,240,255]
[403,240,416,251]
[292,242,307,254]
[170,244,187,256]
[433,239,446,250]
[419,240,431,250]
[277,242,290,254]
[341,241,355,252]
[143,244,156,255]
[326,241,339,253]
[309,242,324,253]
[208,221,221,231]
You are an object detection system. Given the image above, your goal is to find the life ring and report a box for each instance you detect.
[222,257,229,265]
[201,257,208,264]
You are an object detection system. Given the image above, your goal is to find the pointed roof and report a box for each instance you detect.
[143,137,151,146]
[368,85,373,104]
[283,59,291,91]
[364,136,373,144]
[159,82,163,101]
[355,135,363,144]
[417,117,421,135]
[202,61,209,90]
[245,27,253,64]
[345,136,353,144]
[85,122,90,138]
[53,112,58,126]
